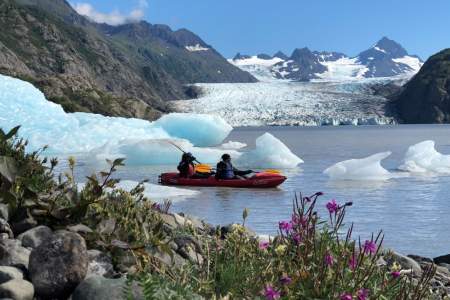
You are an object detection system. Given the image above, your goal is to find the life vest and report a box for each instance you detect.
[224,162,235,179]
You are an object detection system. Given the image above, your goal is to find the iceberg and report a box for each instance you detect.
[78,180,199,202]
[0,74,301,169]
[236,133,303,169]
[153,113,232,146]
[324,151,392,181]
[399,141,450,173]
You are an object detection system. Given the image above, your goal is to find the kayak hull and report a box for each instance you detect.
[159,172,286,188]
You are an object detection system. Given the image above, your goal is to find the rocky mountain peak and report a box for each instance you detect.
[273,51,289,60]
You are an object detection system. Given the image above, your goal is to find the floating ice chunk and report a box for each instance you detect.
[399,141,450,173]
[219,141,247,150]
[236,133,303,168]
[78,180,199,202]
[153,113,232,147]
[324,151,392,181]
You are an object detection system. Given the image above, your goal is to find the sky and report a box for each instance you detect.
[71,0,450,60]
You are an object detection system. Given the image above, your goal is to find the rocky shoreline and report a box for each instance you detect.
[0,207,448,299]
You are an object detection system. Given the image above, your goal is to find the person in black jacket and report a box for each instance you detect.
[215,154,253,179]
[177,153,196,178]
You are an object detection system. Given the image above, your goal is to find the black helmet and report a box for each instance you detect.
[221,153,231,160]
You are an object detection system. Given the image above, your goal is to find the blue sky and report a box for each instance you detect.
[71,0,450,59]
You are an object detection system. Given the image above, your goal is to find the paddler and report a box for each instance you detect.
[177,152,196,178]
[215,154,253,180]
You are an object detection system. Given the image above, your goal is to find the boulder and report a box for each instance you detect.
[0,266,24,283]
[0,204,9,221]
[0,279,34,300]
[72,276,143,300]
[10,210,37,236]
[67,224,93,234]
[0,239,30,270]
[0,219,13,239]
[146,246,186,269]
[384,251,422,274]
[86,250,114,278]
[29,231,88,299]
[17,225,53,249]
[434,254,450,265]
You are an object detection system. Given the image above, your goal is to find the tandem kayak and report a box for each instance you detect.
[159,172,287,188]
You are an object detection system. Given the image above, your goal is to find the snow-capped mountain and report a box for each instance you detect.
[230,37,423,81]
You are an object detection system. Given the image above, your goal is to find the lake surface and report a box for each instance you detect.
[76,125,450,257]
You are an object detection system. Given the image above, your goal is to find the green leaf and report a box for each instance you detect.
[113,158,126,166]
[5,126,20,140]
[0,156,18,183]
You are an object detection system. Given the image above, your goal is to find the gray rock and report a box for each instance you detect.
[146,247,186,269]
[67,224,93,234]
[10,210,37,236]
[72,276,143,300]
[29,232,88,299]
[0,204,9,221]
[160,213,178,230]
[0,239,30,270]
[384,251,422,274]
[17,225,53,249]
[434,254,450,265]
[86,250,114,278]
[0,219,13,239]
[0,279,34,300]
[0,266,24,284]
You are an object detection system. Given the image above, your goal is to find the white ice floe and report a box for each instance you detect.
[236,133,303,169]
[78,180,199,202]
[324,151,393,181]
[0,74,301,168]
[219,141,247,150]
[399,141,450,174]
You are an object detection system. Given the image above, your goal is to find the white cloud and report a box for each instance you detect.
[71,1,148,26]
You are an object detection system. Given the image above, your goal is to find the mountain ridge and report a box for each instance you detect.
[0,0,256,120]
[231,37,423,81]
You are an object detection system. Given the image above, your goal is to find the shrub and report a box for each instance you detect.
[180,193,435,299]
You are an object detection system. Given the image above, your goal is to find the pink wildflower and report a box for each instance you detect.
[325,252,334,266]
[259,241,269,250]
[280,275,292,285]
[326,199,339,214]
[340,293,353,300]
[264,285,281,300]
[349,254,357,270]
[391,271,401,279]
[278,221,293,233]
[363,240,377,255]
[357,289,369,300]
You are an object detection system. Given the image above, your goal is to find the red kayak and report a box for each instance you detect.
[159,172,287,188]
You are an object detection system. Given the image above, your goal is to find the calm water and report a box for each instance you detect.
[78,125,450,257]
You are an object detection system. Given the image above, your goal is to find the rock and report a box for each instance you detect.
[408,254,433,264]
[87,250,114,278]
[67,224,93,234]
[384,251,422,274]
[434,254,450,265]
[72,276,143,300]
[0,239,30,270]
[160,213,178,230]
[0,204,9,221]
[10,210,37,236]
[146,247,186,269]
[17,225,53,249]
[0,279,34,300]
[0,219,13,239]
[0,266,24,284]
[29,232,88,299]
[113,249,136,273]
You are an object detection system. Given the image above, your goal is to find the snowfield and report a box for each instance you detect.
[173,80,396,127]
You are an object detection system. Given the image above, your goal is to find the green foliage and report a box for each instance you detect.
[178,194,435,299]
[124,274,203,300]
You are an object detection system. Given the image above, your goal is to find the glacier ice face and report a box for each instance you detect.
[153,113,232,146]
[236,133,303,169]
[0,74,302,169]
[399,141,450,173]
[219,141,247,150]
[324,151,392,181]
[173,81,396,127]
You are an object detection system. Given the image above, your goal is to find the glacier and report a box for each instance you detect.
[399,141,450,174]
[173,81,396,127]
[324,151,393,181]
[0,74,302,168]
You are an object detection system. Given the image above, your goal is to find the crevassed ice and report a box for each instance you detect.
[324,151,392,181]
[399,140,450,173]
[0,74,302,168]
